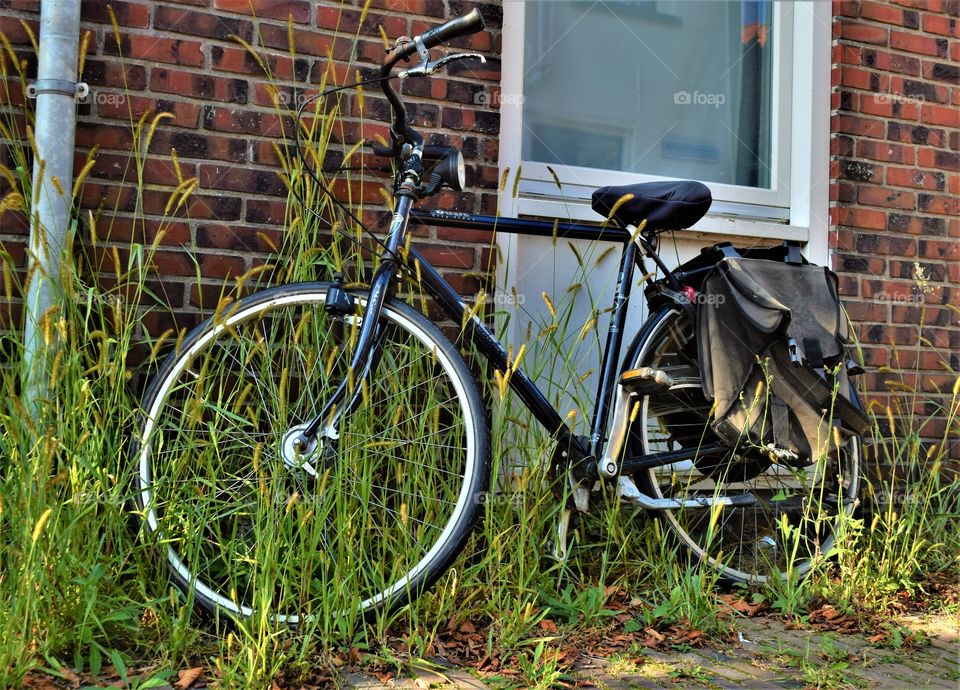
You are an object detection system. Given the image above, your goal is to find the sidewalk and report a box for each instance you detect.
[341,614,960,689]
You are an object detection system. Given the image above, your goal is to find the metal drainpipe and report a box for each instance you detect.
[23,0,84,415]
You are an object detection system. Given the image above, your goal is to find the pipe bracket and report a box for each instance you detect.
[26,79,89,101]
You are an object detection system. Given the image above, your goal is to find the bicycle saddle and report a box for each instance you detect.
[591,180,712,231]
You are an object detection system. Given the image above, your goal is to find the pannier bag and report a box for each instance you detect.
[696,257,870,466]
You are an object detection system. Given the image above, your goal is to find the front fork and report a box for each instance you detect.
[292,189,418,454]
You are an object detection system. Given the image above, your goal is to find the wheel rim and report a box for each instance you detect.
[634,309,860,582]
[136,290,478,622]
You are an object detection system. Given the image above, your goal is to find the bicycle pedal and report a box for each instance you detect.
[620,366,674,394]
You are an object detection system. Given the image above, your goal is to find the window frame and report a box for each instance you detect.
[497,0,832,261]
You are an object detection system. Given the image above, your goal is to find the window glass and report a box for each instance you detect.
[522,0,775,188]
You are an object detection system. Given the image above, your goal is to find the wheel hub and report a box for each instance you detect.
[281,424,320,478]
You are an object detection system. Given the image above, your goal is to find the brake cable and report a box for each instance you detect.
[291,74,412,270]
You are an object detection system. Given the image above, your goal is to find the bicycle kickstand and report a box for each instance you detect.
[552,508,572,561]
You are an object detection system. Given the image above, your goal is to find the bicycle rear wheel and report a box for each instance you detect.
[133,283,489,624]
[627,307,861,583]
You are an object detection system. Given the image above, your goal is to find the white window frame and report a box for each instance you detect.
[497,1,832,262]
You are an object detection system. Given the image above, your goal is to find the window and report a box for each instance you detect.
[499,1,832,254]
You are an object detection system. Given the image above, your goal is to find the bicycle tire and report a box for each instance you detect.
[132,282,490,624]
[626,307,862,583]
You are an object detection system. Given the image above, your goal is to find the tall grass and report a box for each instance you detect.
[824,311,960,614]
[0,24,200,686]
[0,10,957,690]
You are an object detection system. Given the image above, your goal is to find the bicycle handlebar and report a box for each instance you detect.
[373,8,486,157]
[421,9,485,50]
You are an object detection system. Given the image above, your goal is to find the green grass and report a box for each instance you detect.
[1,8,958,690]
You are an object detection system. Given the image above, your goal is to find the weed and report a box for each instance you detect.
[0,6,956,690]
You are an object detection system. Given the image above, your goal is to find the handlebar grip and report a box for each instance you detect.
[420,8,485,50]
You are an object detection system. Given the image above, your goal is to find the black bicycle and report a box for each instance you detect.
[132,9,867,625]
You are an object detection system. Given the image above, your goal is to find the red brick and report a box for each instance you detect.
[918,194,960,215]
[890,30,948,57]
[838,207,887,229]
[196,224,283,253]
[855,139,915,164]
[192,136,249,166]
[859,92,920,119]
[840,22,889,45]
[198,253,246,280]
[917,239,959,261]
[835,114,886,138]
[153,7,255,41]
[98,216,192,246]
[151,251,197,277]
[75,122,134,151]
[96,95,201,128]
[920,103,959,127]
[0,16,39,45]
[368,0,446,18]
[213,0,311,23]
[921,13,956,37]
[198,165,286,197]
[416,245,475,269]
[82,60,147,90]
[80,1,150,28]
[104,34,204,67]
[210,45,295,79]
[862,48,921,75]
[151,68,249,105]
[860,1,906,25]
[886,166,946,191]
[840,66,874,89]
[922,60,960,82]
[857,187,915,209]
[185,193,244,222]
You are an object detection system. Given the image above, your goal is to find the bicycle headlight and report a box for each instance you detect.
[422,145,465,193]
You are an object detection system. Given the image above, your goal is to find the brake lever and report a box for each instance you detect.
[399,52,486,78]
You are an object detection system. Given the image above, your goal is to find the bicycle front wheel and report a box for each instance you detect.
[133,283,489,625]
[628,307,861,583]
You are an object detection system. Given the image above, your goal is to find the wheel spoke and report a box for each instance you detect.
[134,289,485,623]
[631,308,861,583]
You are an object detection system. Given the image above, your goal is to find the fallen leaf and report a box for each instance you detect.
[459,620,476,634]
[175,667,204,690]
[539,618,558,634]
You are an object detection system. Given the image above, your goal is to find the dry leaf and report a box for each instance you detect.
[459,620,476,634]
[175,667,204,689]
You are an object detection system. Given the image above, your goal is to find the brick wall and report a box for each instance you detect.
[0,0,502,337]
[830,0,958,454]
[1,1,957,452]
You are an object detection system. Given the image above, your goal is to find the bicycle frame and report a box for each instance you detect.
[292,15,713,484]
[297,196,712,486]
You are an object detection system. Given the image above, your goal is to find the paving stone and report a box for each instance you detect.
[336,614,960,690]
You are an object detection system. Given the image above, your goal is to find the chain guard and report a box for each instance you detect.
[549,435,594,504]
